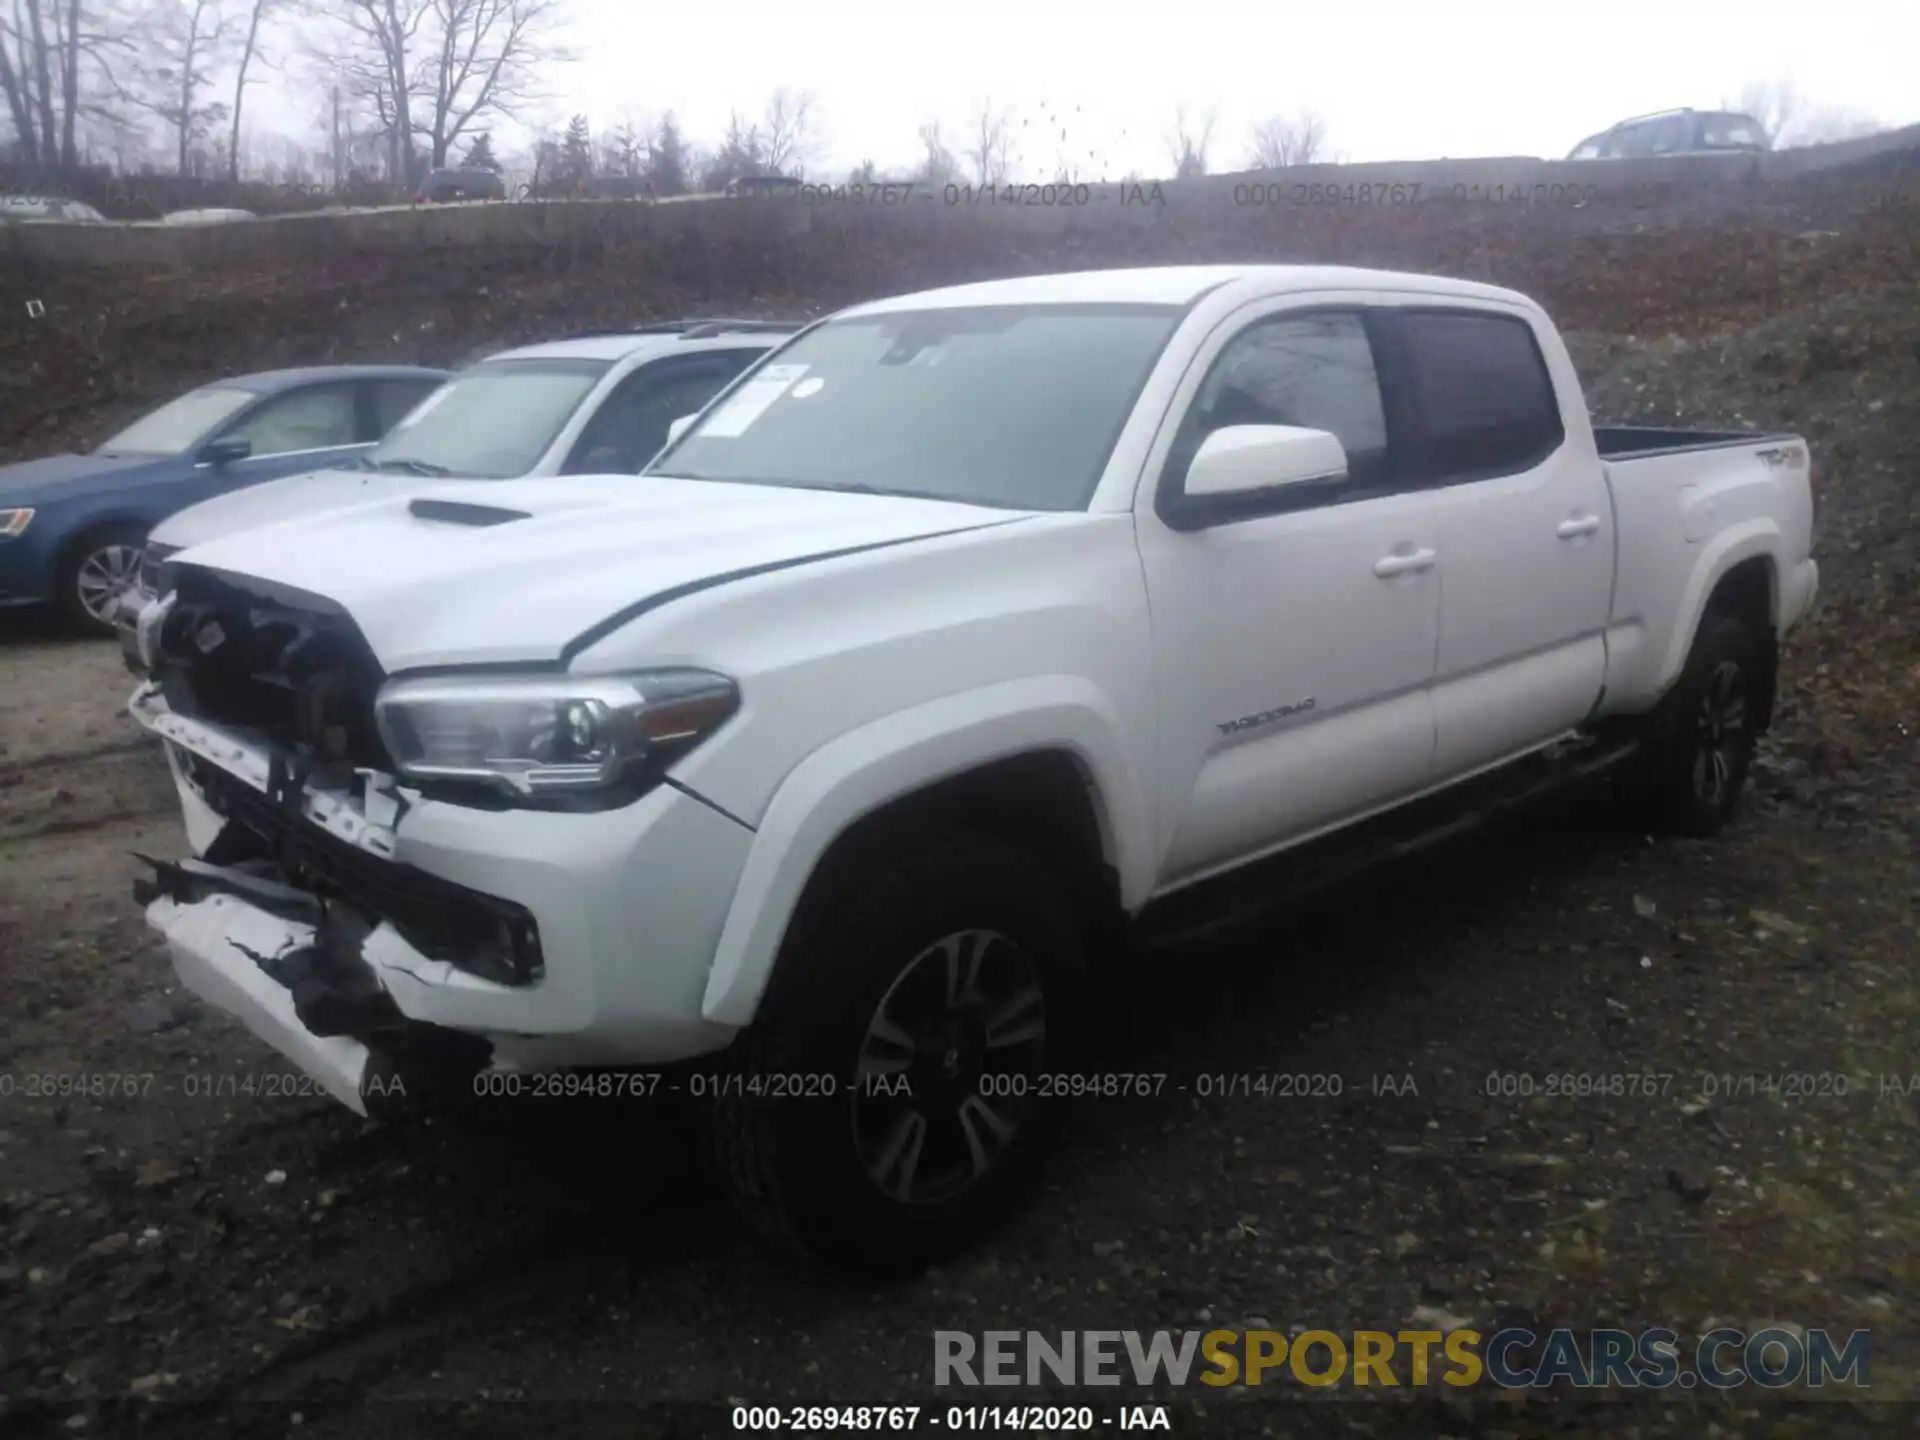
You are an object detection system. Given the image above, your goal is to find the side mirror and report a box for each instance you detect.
[199,435,252,466]
[1183,424,1347,499]
[665,414,697,445]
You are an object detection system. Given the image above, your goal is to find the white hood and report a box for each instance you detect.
[166,474,1028,671]
[153,467,425,550]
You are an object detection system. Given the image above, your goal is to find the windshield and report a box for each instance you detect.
[651,303,1185,510]
[98,387,255,454]
[366,358,612,478]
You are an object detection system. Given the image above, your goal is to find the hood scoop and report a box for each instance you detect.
[408,498,530,527]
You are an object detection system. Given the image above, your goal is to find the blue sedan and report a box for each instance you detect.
[0,364,449,632]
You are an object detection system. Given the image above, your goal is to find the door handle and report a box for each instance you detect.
[1556,515,1601,539]
[1373,547,1437,577]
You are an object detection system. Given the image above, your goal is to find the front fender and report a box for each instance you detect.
[697,675,1153,1028]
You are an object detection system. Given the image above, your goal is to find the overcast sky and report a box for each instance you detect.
[515,0,1918,177]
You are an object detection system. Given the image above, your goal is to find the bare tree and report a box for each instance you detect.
[419,0,565,168]
[315,0,431,184]
[1166,104,1214,179]
[1735,79,1799,146]
[911,118,958,186]
[227,0,281,180]
[1,0,138,170]
[759,85,816,176]
[966,96,1011,185]
[1248,109,1327,169]
[311,0,562,187]
[125,0,236,174]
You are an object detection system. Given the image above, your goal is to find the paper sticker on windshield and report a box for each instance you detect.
[791,377,825,398]
[699,365,809,438]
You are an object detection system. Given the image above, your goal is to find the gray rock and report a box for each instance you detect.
[126,993,194,1035]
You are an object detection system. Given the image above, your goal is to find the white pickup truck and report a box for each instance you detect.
[126,264,1819,1276]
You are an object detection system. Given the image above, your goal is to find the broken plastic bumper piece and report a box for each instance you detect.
[136,855,490,1115]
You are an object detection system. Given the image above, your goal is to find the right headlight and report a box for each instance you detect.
[0,507,34,538]
[372,668,739,802]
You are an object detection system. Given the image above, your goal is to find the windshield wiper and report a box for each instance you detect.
[365,457,454,477]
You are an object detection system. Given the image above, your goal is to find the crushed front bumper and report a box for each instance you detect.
[127,682,753,1105]
[145,887,378,1114]
[137,856,490,1114]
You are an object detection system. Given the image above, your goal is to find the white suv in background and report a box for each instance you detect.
[128,320,797,618]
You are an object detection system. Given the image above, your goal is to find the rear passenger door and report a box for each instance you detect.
[1389,307,1612,777]
[561,352,763,474]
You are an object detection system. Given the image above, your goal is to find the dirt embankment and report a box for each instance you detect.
[0,172,1917,1439]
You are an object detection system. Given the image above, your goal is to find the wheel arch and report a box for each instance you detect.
[1655,527,1780,702]
[698,679,1150,1028]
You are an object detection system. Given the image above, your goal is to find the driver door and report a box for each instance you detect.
[1134,303,1441,887]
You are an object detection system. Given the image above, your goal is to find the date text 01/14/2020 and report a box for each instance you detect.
[0,1070,332,1101]
[729,1403,1173,1431]
[469,1070,903,1100]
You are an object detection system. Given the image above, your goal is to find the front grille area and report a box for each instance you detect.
[153,566,391,773]
[193,759,544,985]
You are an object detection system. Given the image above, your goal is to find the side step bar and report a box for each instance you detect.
[1135,735,1643,949]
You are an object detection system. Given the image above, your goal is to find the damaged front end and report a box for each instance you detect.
[129,566,541,1113]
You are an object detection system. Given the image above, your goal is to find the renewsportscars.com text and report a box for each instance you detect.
[934,1328,1871,1390]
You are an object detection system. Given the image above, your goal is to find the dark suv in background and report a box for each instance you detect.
[414,167,507,202]
[1568,109,1770,160]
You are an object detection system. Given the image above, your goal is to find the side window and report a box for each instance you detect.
[1644,116,1688,154]
[1398,311,1565,482]
[1164,310,1390,501]
[372,378,443,436]
[562,354,758,474]
[216,383,361,457]
[1702,116,1763,149]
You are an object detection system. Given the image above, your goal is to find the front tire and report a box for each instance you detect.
[707,830,1088,1277]
[1627,610,1765,836]
[56,524,146,636]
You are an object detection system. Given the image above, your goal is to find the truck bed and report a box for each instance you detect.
[1593,424,1795,460]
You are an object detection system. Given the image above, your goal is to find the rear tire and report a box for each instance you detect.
[1625,610,1765,837]
[56,523,146,637]
[707,829,1087,1278]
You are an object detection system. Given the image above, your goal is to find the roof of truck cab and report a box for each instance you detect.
[838,265,1536,315]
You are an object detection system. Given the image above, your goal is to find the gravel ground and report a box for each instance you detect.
[1,174,1917,1439]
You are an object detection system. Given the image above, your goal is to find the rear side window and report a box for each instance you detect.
[1399,311,1564,481]
[372,378,443,434]
[1701,114,1764,149]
